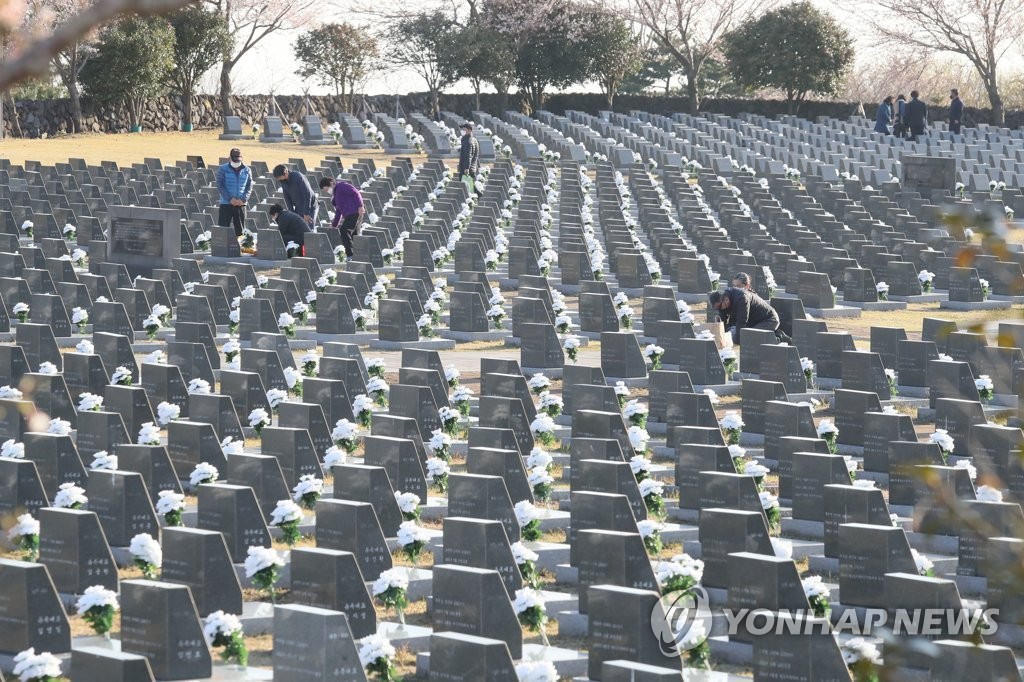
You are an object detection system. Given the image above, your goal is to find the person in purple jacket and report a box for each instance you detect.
[319,176,365,258]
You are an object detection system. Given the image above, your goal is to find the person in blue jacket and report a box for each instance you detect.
[874,96,893,134]
[215,147,252,237]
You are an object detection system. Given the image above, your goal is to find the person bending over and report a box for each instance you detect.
[267,203,311,256]
[709,287,790,345]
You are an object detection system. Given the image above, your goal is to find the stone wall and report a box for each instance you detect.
[0,90,1015,138]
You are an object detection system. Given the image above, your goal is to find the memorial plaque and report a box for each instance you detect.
[289,548,376,638]
[106,206,180,277]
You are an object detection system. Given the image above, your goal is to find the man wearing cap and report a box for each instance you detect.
[215,148,252,237]
[457,121,480,190]
[273,163,318,226]
[709,287,790,345]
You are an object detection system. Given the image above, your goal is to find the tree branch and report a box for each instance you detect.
[0,0,193,91]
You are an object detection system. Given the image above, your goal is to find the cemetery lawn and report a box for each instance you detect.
[3,129,407,169]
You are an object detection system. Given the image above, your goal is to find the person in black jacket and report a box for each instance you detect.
[267,203,311,255]
[709,287,790,344]
[457,121,479,188]
[272,164,318,225]
[906,90,928,140]
[949,88,964,135]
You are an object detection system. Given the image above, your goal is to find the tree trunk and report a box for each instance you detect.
[604,80,614,108]
[220,61,234,117]
[5,93,22,137]
[182,90,193,128]
[684,70,699,114]
[68,79,83,133]
[495,86,509,114]
[987,81,1004,126]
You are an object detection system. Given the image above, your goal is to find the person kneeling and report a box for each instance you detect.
[268,203,311,257]
[709,287,791,345]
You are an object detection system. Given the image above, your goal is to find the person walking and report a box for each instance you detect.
[893,94,908,138]
[319,176,364,258]
[949,88,964,135]
[709,287,790,345]
[906,90,928,140]
[457,121,480,192]
[874,96,893,134]
[273,164,318,225]
[215,148,252,237]
[268,203,311,255]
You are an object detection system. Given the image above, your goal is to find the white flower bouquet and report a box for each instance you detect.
[397,519,429,565]
[372,567,410,624]
[249,408,271,435]
[515,500,541,542]
[332,418,360,453]
[130,532,162,579]
[204,610,247,666]
[719,411,744,445]
[245,545,285,601]
[53,482,87,509]
[76,585,119,636]
[359,634,398,681]
[426,456,450,492]
[817,418,839,453]
[8,513,39,560]
[270,499,304,545]
[190,462,219,487]
[156,490,185,526]
[395,491,421,522]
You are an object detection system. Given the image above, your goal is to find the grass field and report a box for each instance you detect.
[1,129,411,170]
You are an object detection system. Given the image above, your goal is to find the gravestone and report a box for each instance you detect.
[442,516,521,597]
[432,565,523,658]
[314,499,393,578]
[273,605,366,682]
[120,580,212,680]
[838,523,917,608]
[289,548,376,638]
[698,508,773,589]
[70,647,155,682]
[85,470,159,546]
[0,559,71,655]
[0,458,48,516]
[447,473,520,542]
[160,527,243,616]
[577,528,659,613]
[38,507,118,593]
[196,483,271,562]
[429,632,517,681]
[106,206,180,277]
[601,331,649,379]
[823,483,892,558]
[587,585,684,679]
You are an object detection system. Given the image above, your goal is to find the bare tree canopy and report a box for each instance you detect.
[204,0,315,116]
[867,0,1024,124]
[631,0,775,113]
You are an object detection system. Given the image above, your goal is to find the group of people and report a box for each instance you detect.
[874,89,964,139]
[214,147,365,258]
[213,119,482,259]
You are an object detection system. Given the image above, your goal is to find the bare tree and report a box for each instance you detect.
[203,0,314,117]
[631,0,774,114]
[42,0,97,133]
[867,0,1024,125]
